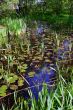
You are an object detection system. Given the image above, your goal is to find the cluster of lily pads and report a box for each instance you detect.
[0,69,24,97]
[0,20,73,104]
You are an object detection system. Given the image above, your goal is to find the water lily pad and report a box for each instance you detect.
[46,52,51,56]
[0,92,6,97]
[6,74,18,84]
[28,71,35,77]
[18,78,24,87]
[10,85,18,90]
[35,60,40,63]
[22,64,28,69]
[45,59,51,63]
[36,57,42,60]
[10,73,15,76]
[7,77,17,84]
[0,85,7,97]
[13,75,18,81]
[21,69,26,73]
[0,85,7,92]
[18,64,28,73]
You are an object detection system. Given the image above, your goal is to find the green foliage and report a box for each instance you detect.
[0,1,73,110]
[0,26,7,45]
[10,85,18,90]
[18,77,24,87]
[28,71,35,77]
[0,18,26,33]
[0,85,7,96]
[5,74,18,84]
[18,64,28,73]
[1,65,73,110]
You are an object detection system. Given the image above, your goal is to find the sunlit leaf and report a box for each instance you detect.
[18,78,24,87]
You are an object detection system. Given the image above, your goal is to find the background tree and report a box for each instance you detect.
[52,0,63,15]
[69,0,73,15]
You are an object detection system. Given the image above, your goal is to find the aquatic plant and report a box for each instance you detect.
[18,64,28,73]
[1,67,73,110]
[10,85,18,90]
[28,71,35,78]
[18,77,24,87]
[5,74,18,84]
[0,85,7,97]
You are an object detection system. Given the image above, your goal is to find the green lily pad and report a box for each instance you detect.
[13,75,18,81]
[10,73,15,76]
[28,71,35,77]
[21,69,26,73]
[10,85,18,90]
[6,74,18,84]
[22,64,28,70]
[0,85,7,97]
[45,59,51,63]
[0,92,6,97]
[18,65,27,73]
[18,78,24,87]
[7,77,13,83]
[0,85,7,92]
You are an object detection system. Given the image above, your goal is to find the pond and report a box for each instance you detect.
[0,20,73,109]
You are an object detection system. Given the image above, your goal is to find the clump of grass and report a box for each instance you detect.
[28,73,73,110]
[1,65,73,110]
